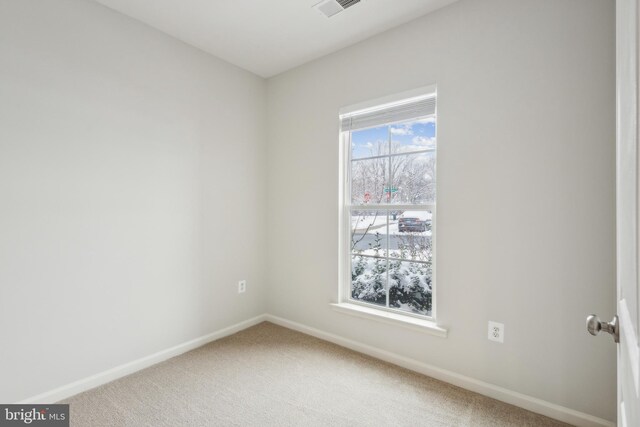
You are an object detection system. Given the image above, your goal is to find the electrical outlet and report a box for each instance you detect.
[238,280,246,294]
[488,321,504,343]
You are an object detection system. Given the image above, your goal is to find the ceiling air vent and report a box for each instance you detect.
[314,0,361,18]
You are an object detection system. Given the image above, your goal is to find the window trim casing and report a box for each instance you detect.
[337,85,441,328]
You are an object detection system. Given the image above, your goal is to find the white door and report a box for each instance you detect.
[616,0,640,425]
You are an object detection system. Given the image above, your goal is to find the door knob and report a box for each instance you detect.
[586,314,619,343]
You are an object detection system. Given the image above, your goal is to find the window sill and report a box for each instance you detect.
[330,303,448,338]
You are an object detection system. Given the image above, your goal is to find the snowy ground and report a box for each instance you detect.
[351,215,432,258]
[351,215,388,232]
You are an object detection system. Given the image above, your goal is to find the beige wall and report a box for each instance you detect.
[266,0,616,421]
[0,0,267,402]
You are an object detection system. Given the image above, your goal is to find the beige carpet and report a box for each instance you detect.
[63,322,571,426]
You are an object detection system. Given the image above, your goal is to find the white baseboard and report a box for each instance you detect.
[264,314,614,427]
[18,312,615,427]
[18,314,267,404]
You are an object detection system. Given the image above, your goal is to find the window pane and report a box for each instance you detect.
[351,255,387,307]
[345,100,436,319]
[389,117,436,155]
[388,260,432,316]
[351,125,389,159]
[389,210,432,262]
[351,210,387,257]
[351,157,388,204]
[389,151,436,204]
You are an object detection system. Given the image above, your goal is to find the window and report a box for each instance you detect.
[339,88,437,320]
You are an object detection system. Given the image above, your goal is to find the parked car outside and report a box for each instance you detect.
[398,211,431,232]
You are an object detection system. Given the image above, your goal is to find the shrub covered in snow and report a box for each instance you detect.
[351,232,432,316]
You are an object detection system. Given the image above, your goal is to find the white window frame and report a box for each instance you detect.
[335,85,446,336]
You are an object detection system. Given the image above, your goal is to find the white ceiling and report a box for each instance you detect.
[91,0,458,78]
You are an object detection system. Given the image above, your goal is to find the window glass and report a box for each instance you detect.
[343,101,437,318]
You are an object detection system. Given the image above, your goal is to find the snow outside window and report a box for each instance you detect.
[340,90,437,319]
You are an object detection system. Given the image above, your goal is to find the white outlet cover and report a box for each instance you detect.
[488,321,504,343]
[238,280,247,293]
